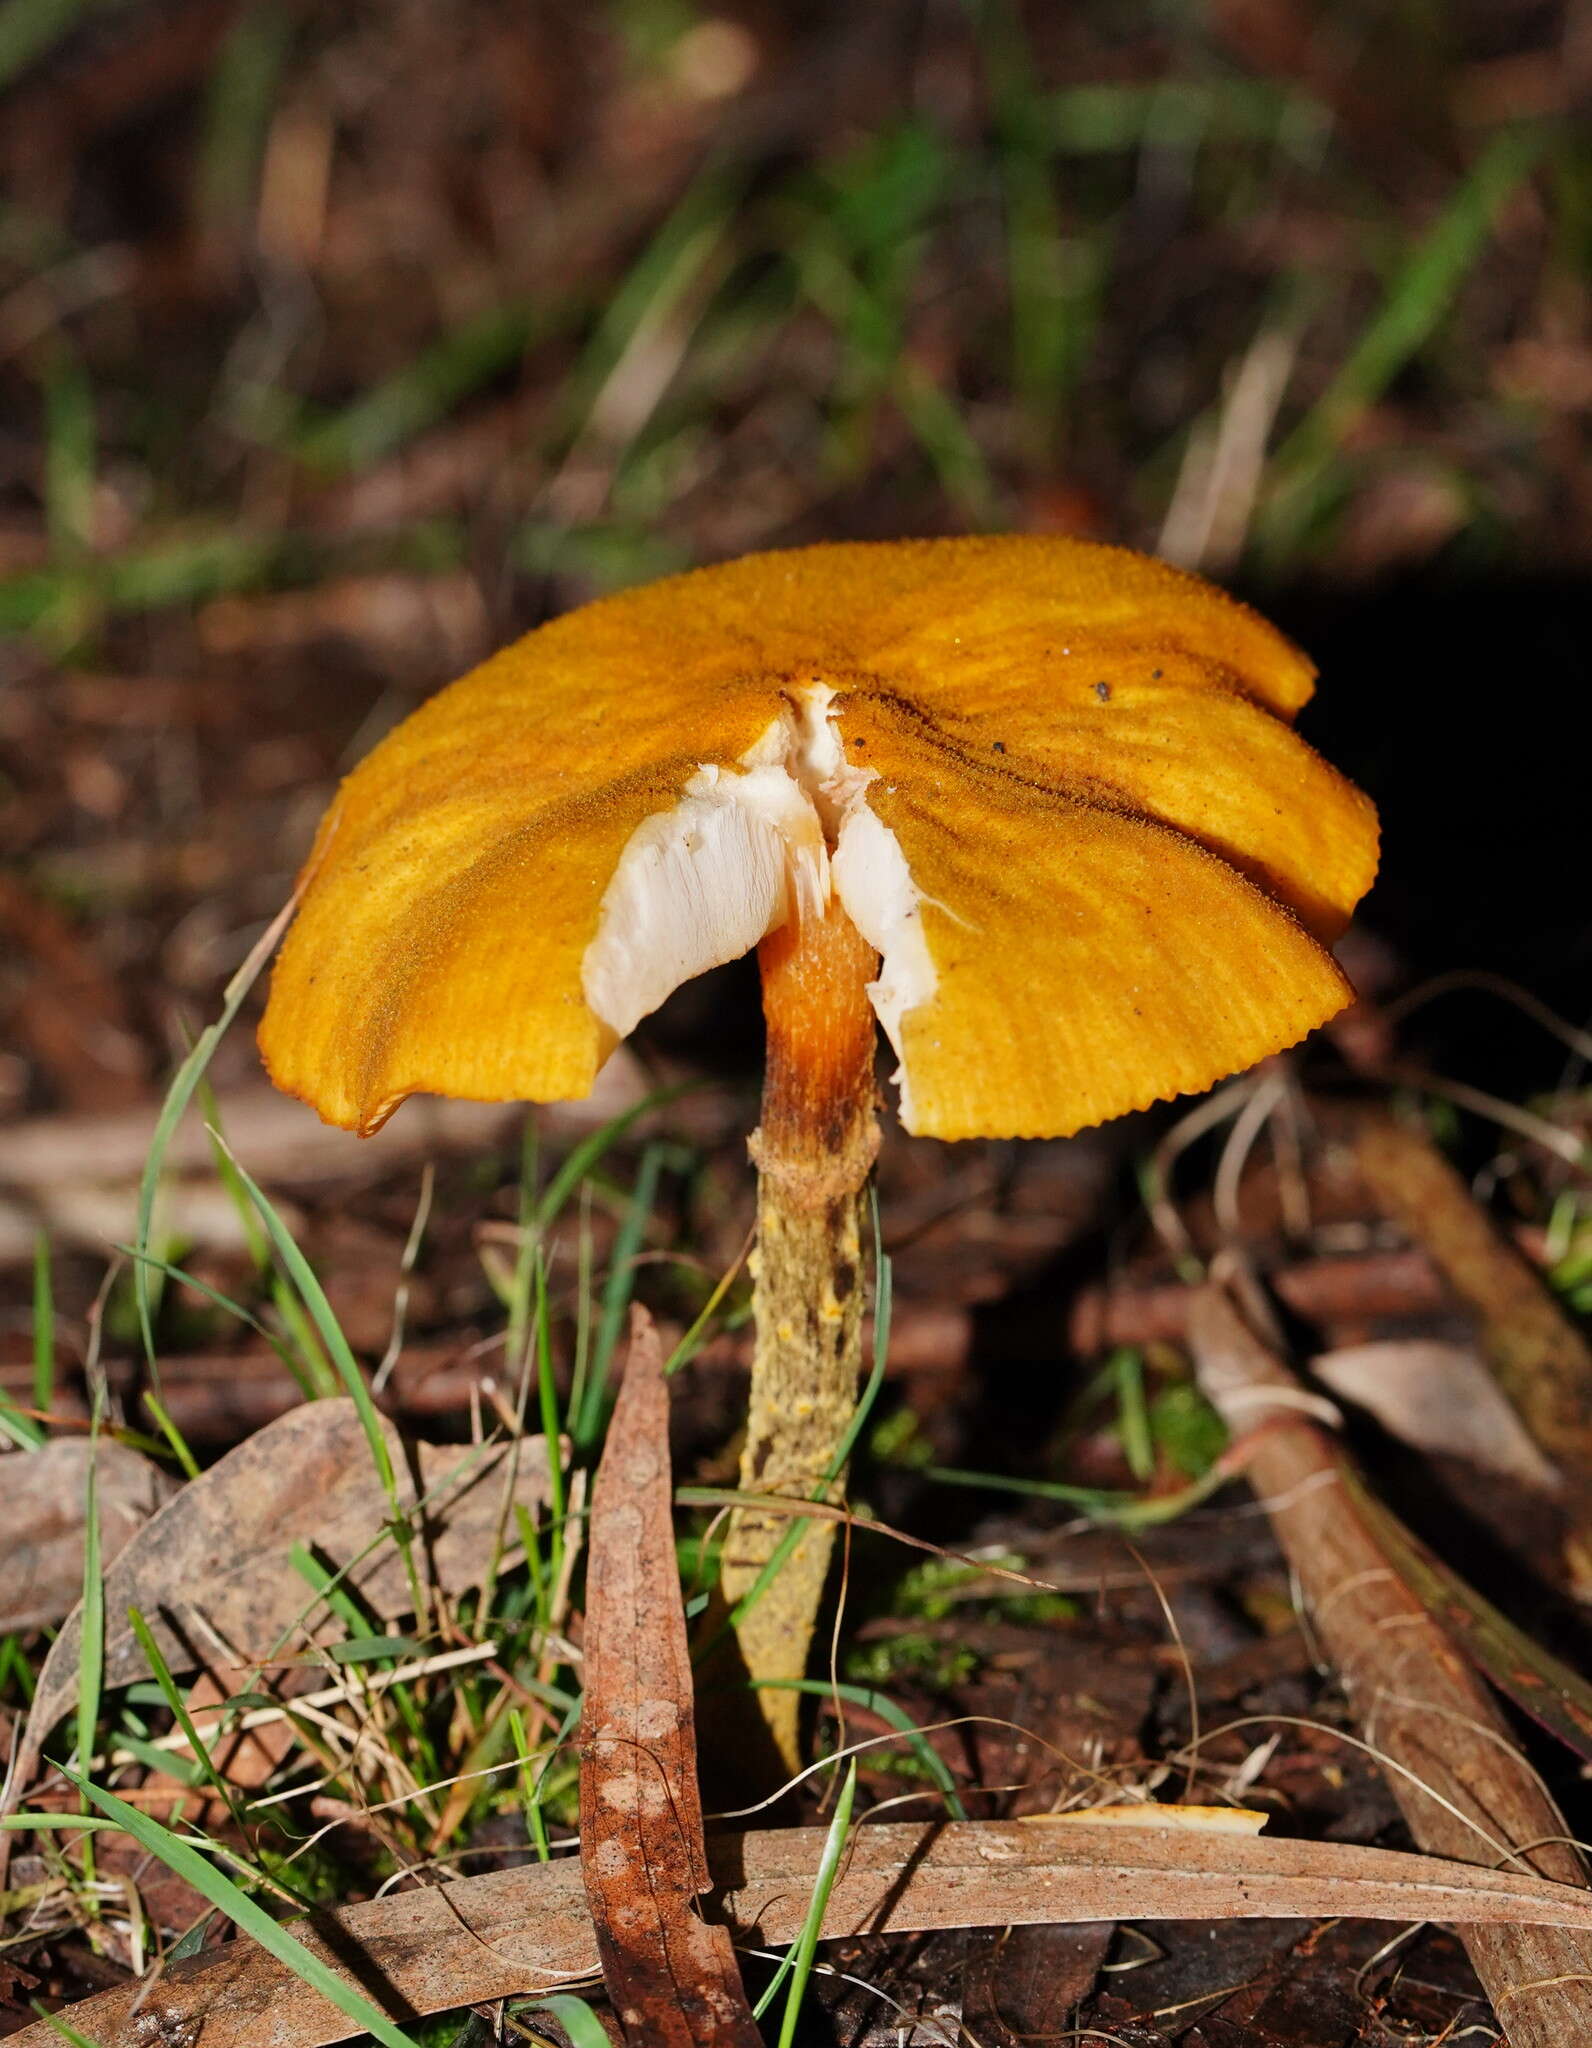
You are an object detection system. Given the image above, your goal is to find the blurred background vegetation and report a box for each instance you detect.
[1,0,1588,1125]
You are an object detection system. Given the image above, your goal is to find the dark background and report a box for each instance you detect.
[2,0,1589,1181]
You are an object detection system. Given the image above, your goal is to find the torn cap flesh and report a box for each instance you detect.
[259,536,1379,1141]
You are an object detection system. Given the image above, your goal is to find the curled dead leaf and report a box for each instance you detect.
[579,1306,762,2048]
[1313,1337,1561,1490]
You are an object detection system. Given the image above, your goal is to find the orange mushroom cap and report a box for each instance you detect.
[259,536,1378,1141]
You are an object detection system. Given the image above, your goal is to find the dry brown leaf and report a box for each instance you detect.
[1312,1336,1561,1489]
[0,1438,176,1634]
[6,1399,558,1807]
[183,1664,315,1791]
[14,1820,1592,2048]
[1354,1113,1592,1486]
[579,1306,761,2048]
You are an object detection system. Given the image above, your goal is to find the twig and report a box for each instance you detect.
[1186,1282,1592,2048]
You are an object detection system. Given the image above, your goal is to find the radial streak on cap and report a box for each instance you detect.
[259,535,1378,1144]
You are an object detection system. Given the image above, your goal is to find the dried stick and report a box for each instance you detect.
[1187,1282,1592,2046]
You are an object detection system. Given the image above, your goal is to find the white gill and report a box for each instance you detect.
[580,687,936,1124]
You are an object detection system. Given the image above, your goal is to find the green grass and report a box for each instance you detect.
[9,20,1587,2031]
[71,1399,104,1890]
[756,1758,857,2039]
[50,1772,422,2048]
[17,937,1025,2039]
[1256,123,1552,565]
[32,1235,55,1417]
[290,301,566,476]
[0,0,125,91]
[4,35,1574,653]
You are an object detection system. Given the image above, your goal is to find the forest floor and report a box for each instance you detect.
[2,3,1591,2043]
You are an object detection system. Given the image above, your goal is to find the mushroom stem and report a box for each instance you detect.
[721,892,880,1768]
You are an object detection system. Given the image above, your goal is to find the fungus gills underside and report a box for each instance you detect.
[580,686,935,1124]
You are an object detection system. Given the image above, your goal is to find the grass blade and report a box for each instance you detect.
[921,1458,1230,1526]
[532,1081,697,1234]
[759,1758,857,2039]
[1267,127,1548,515]
[294,300,561,474]
[1113,1347,1154,1483]
[32,1234,55,1417]
[516,1994,612,2048]
[0,1387,46,1451]
[28,2001,101,2047]
[125,1605,249,1835]
[754,1682,965,1820]
[133,888,304,1376]
[215,1145,390,1486]
[573,1141,667,1447]
[215,1137,425,1618]
[58,1767,421,2048]
[73,1405,104,1792]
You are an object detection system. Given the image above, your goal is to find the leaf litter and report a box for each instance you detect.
[5,1398,561,1817]
[1312,1336,1563,1492]
[5,8,1592,2038]
[0,1436,176,1635]
[11,1818,1592,2048]
[1187,1280,1592,2048]
[16,1301,1592,2046]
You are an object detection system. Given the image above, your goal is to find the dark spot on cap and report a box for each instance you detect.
[1151,668,1163,679]
[1094,681,1111,702]
[992,740,1006,753]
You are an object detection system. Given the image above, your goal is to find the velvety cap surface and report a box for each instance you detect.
[259,536,1378,1138]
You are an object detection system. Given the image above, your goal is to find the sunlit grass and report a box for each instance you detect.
[1,12,1574,657]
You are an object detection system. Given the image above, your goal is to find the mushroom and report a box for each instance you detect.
[259,535,1378,1765]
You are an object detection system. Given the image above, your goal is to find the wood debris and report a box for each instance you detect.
[1355,1112,1592,1490]
[1188,1281,1592,2048]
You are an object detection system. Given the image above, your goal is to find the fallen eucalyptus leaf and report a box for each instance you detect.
[579,1306,761,2048]
[11,1820,1592,2048]
[1313,1338,1561,1490]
